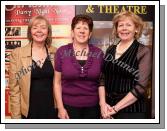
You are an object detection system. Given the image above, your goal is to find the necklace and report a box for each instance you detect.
[116,42,132,55]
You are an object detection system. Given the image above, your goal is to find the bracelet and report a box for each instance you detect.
[112,106,118,113]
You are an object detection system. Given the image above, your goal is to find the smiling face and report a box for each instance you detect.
[117,17,137,42]
[31,19,48,44]
[72,21,92,45]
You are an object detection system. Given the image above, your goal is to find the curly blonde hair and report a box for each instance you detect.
[112,11,144,39]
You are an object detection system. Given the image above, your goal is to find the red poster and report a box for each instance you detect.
[5,5,75,26]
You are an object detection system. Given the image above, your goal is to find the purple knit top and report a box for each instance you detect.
[54,43,104,107]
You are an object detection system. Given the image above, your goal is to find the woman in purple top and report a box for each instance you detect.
[54,14,107,119]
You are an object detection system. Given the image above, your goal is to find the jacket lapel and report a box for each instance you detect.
[20,44,32,69]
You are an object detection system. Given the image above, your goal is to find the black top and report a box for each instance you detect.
[103,40,151,113]
[77,60,86,67]
[28,47,56,119]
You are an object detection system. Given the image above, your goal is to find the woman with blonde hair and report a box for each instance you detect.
[102,11,152,119]
[9,15,57,119]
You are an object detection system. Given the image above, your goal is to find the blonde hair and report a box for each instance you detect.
[27,15,52,46]
[112,11,144,39]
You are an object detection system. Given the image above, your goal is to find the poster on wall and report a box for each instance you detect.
[76,5,154,52]
[5,5,75,25]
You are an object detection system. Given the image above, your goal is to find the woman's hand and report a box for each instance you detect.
[58,108,69,119]
[100,103,112,119]
[108,106,118,116]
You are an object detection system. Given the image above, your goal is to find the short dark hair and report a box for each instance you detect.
[71,14,93,32]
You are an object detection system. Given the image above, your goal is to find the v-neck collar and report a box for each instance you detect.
[68,43,93,78]
[114,40,136,60]
[32,56,48,69]
[31,44,49,69]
